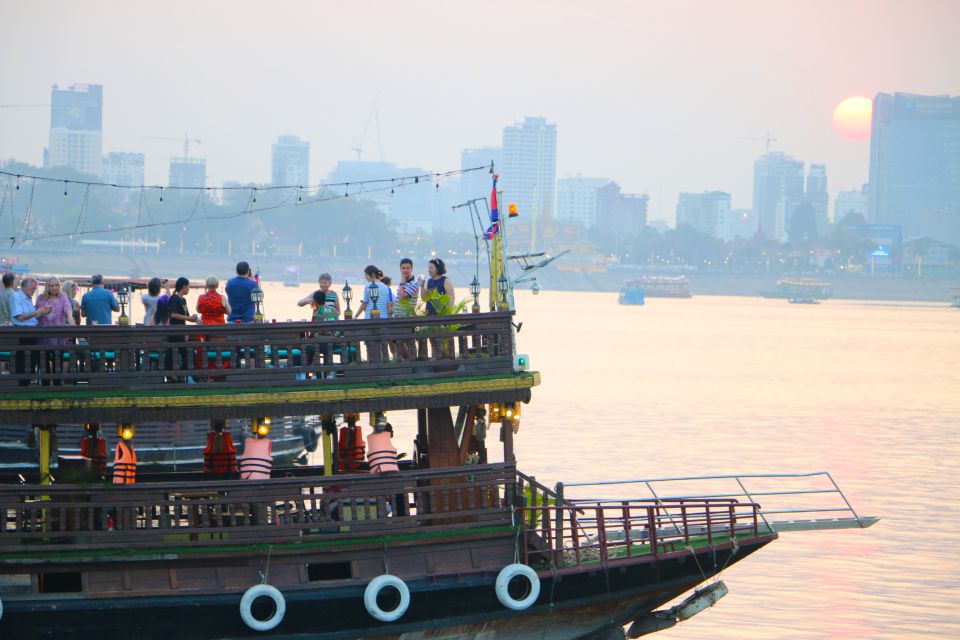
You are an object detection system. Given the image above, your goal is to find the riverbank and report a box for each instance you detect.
[9,247,959,303]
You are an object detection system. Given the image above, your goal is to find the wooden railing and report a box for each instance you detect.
[0,463,518,552]
[520,499,762,568]
[0,312,514,391]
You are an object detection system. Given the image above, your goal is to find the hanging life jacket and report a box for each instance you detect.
[112,440,137,485]
[337,425,365,472]
[366,432,399,474]
[81,434,108,477]
[203,431,238,475]
[239,437,272,480]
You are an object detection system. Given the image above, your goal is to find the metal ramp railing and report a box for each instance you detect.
[556,472,878,533]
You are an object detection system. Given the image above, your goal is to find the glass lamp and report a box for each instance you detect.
[470,275,481,313]
[117,284,130,326]
[342,281,353,319]
[251,287,264,323]
[368,281,380,319]
[497,274,509,309]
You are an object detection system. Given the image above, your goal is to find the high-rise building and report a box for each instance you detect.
[752,151,804,241]
[271,135,310,187]
[47,83,103,177]
[676,191,733,241]
[102,152,144,187]
[806,164,829,231]
[501,117,557,244]
[556,176,610,227]
[596,182,648,237]
[868,92,960,240]
[835,184,869,223]
[169,158,206,188]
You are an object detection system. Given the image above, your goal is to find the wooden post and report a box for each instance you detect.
[321,415,335,476]
[502,418,515,464]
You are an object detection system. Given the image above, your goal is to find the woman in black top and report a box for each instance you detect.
[422,258,454,315]
[166,277,198,374]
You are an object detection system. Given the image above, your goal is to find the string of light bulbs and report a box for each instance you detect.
[0,163,492,244]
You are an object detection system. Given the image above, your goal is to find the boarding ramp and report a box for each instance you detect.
[556,472,878,533]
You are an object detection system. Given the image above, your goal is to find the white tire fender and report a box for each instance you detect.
[239,584,286,632]
[364,574,410,622]
[495,563,541,611]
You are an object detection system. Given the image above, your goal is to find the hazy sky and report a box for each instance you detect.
[1,0,958,222]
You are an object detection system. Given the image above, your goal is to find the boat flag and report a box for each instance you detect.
[485,175,499,239]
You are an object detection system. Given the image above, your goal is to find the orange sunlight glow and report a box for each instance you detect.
[833,96,873,141]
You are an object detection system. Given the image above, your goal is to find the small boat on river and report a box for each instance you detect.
[761,278,832,303]
[621,275,691,301]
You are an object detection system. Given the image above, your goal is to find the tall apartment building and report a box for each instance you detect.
[868,92,960,242]
[501,116,557,225]
[556,176,610,227]
[806,164,829,231]
[271,135,310,187]
[47,83,103,177]
[676,191,733,241]
[835,184,869,223]
[102,152,144,187]
[752,151,805,241]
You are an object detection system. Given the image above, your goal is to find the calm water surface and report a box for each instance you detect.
[256,283,959,639]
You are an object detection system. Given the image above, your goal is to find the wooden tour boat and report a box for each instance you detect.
[0,177,875,639]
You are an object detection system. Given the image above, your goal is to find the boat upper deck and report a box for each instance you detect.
[0,311,537,423]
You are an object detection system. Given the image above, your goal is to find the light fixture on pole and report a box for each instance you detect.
[497,274,509,309]
[531,280,542,296]
[251,287,264,323]
[469,275,481,314]
[368,281,380,319]
[117,284,130,326]
[342,281,353,319]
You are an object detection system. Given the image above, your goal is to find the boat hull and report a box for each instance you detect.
[0,538,771,639]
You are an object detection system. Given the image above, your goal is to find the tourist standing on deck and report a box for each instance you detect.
[395,258,420,317]
[197,276,231,324]
[61,280,81,326]
[297,273,340,320]
[141,277,162,326]
[35,277,73,385]
[80,274,119,325]
[422,258,454,315]
[11,277,50,386]
[354,265,392,319]
[0,272,17,325]
[166,277,198,374]
[226,261,257,323]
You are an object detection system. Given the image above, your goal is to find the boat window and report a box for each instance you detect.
[39,572,83,593]
[307,562,352,581]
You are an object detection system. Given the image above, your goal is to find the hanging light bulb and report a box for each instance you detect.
[252,187,257,205]
[63,181,68,198]
[159,186,163,203]
[15,175,20,192]
[297,187,302,202]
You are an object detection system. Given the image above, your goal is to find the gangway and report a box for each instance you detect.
[557,471,878,533]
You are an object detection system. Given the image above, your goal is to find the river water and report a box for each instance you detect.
[249,283,960,639]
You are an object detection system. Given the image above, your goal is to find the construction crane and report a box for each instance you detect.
[351,98,385,162]
[143,133,202,159]
[738,133,777,153]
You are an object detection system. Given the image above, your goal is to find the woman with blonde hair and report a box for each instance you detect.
[61,280,81,326]
[197,276,231,325]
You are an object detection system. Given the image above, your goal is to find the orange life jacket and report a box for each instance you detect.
[239,437,272,480]
[366,431,399,474]
[80,434,107,477]
[203,431,238,475]
[112,440,137,485]
[337,425,365,472]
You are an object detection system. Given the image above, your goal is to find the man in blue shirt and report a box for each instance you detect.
[226,261,258,323]
[11,277,50,385]
[80,274,119,326]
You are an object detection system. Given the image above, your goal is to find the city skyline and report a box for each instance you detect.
[1,1,958,224]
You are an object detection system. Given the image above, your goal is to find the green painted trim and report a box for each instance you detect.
[0,525,517,563]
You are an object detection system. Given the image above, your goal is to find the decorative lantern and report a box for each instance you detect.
[497,274,509,309]
[470,275,481,313]
[117,284,130,326]
[251,287,264,323]
[342,281,353,319]
[368,281,380,319]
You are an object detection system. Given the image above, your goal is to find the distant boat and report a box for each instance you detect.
[622,275,691,299]
[618,282,645,305]
[951,288,960,309]
[283,266,300,287]
[761,278,832,302]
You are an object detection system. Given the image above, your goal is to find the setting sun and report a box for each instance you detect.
[833,96,873,140]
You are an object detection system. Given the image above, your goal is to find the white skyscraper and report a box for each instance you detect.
[271,135,310,187]
[501,116,557,224]
[102,152,144,187]
[47,84,103,177]
[556,176,610,227]
[676,191,733,241]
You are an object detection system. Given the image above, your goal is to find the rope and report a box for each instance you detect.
[260,544,273,585]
